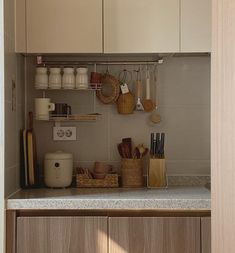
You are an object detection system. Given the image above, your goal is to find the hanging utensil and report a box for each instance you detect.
[143,67,155,112]
[135,69,144,111]
[117,69,135,114]
[150,65,161,123]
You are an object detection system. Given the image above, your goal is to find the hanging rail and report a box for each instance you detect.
[36,56,164,66]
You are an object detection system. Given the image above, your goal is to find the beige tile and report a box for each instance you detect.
[4,35,16,102]
[35,111,110,163]
[5,166,17,197]
[166,160,210,175]
[158,56,211,106]
[5,101,17,168]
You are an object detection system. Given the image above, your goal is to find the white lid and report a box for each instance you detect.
[36,67,47,73]
[50,67,61,73]
[63,67,74,73]
[76,67,88,73]
[45,151,73,160]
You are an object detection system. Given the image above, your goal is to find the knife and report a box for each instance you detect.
[150,133,154,156]
[159,133,165,158]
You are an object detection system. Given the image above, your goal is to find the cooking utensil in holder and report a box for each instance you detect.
[121,159,143,187]
[148,157,168,188]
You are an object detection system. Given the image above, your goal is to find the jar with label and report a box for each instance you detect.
[76,67,89,89]
[49,67,62,89]
[35,67,48,89]
[62,67,75,89]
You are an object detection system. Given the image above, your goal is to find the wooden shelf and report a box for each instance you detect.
[35,83,102,91]
[37,114,101,122]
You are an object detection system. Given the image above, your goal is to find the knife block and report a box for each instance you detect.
[147,158,167,188]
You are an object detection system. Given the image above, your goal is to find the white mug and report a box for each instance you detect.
[35,98,55,120]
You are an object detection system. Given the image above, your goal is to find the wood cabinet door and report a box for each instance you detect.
[201,218,211,253]
[17,217,107,253]
[181,0,211,52]
[109,217,200,253]
[26,0,103,53]
[104,0,180,53]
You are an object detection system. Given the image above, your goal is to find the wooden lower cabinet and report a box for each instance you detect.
[17,217,108,253]
[109,217,201,253]
[201,218,211,253]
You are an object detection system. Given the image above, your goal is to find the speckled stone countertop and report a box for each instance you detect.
[7,186,210,211]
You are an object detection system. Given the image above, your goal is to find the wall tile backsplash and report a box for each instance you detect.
[27,56,210,176]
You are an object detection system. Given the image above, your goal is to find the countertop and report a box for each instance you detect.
[7,186,210,211]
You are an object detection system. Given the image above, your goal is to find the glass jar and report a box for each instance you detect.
[49,67,62,89]
[62,67,75,89]
[76,67,89,89]
[35,67,48,89]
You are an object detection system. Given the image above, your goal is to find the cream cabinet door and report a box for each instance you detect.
[15,0,26,53]
[17,217,108,253]
[201,218,211,253]
[104,0,180,53]
[181,0,211,52]
[109,217,200,253]
[26,0,103,53]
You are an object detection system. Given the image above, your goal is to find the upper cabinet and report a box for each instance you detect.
[15,0,211,54]
[181,0,211,52]
[21,0,103,54]
[104,0,180,53]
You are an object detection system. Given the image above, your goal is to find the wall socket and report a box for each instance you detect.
[53,127,77,141]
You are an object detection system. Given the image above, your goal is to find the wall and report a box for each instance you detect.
[4,0,25,197]
[27,56,210,176]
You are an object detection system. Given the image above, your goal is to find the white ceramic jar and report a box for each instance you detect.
[44,151,73,188]
[62,67,75,89]
[35,67,48,89]
[49,67,62,89]
[76,67,89,89]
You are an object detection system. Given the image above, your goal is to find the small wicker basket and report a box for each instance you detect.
[121,159,143,187]
[117,92,135,114]
[76,173,119,188]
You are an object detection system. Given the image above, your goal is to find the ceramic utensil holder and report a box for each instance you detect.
[121,159,143,187]
[148,158,167,188]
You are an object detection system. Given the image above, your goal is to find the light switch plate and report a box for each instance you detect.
[53,127,77,141]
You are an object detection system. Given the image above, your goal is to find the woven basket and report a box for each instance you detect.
[96,74,120,104]
[76,173,119,188]
[121,159,143,187]
[117,92,135,114]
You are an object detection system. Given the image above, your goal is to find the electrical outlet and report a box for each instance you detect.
[53,127,77,141]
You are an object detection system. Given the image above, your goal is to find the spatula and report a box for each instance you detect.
[135,79,144,111]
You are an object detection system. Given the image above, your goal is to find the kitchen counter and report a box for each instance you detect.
[7,186,210,211]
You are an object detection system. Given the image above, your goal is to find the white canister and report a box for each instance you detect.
[49,67,62,89]
[62,67,75,89]
[35,67,48,89]
[76,67,89,89]
[44,151,73,188]
[35,98,55,120]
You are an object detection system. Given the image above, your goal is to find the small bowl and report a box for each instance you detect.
[93,173,106,179]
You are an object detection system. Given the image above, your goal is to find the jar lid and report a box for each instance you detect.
[45,151,73,160]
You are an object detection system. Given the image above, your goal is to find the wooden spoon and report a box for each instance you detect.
[143,69,155,112]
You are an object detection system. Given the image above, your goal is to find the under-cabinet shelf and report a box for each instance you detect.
[35,83,102,91]
[37,114,101,122]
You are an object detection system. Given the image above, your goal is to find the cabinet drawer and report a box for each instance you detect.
[17,216,108,253]
[109,217,200,253]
